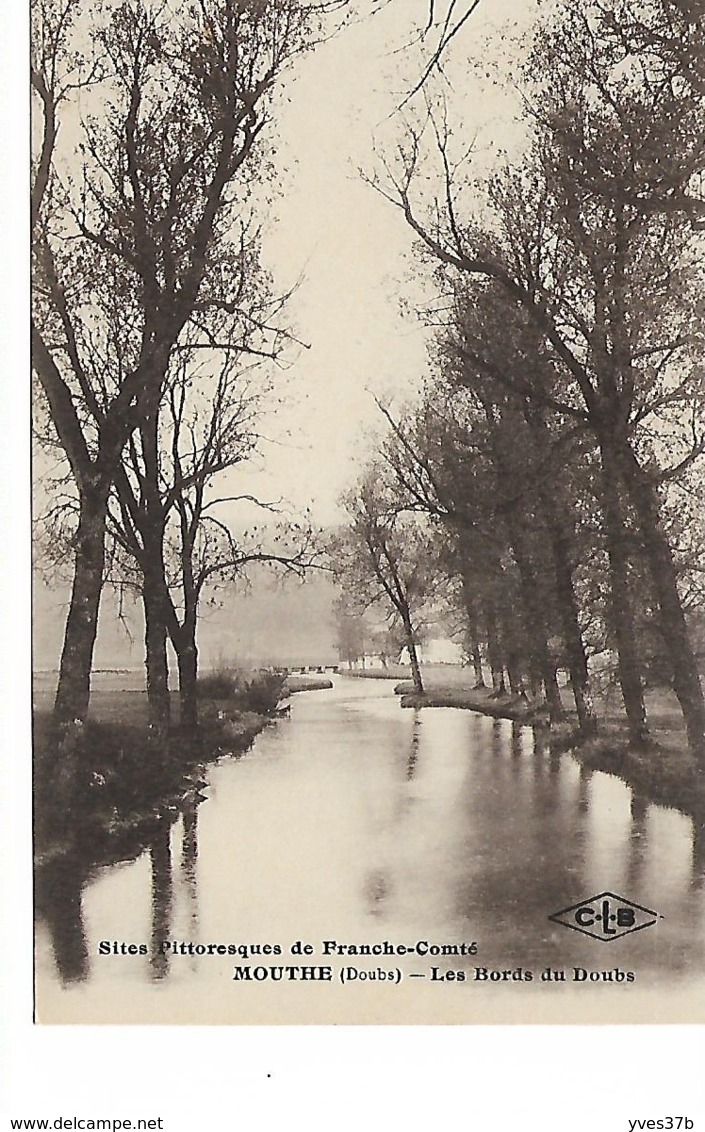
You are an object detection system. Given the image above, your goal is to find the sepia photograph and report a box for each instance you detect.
[29,0,705,1027]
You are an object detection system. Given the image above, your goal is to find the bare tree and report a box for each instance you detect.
[333,470,443,693]
[106,338,319,730]
[32,0,336,725]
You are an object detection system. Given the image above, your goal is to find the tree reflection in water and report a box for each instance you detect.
[149,817,174,981]
[182,799,200,938]
[35,852,90,986]
[511,720,524,761]
[363,711,423,917]
[576,761,593,814]
[626,793,649,894]
[406,711,421,781]
[36,787,206,987]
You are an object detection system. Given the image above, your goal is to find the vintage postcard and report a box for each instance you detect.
[30,0,705,1026]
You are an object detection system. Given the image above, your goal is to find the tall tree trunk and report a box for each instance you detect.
[490,665,507,696]
[480,405,556,709]
[461,574,486,687]
[619,449,705,761]
[502,608,528,697]
[149,817,173,980]
[177,627,199,731]
[504,512,564,720]
[527,409,597,734]
[54,486,108,725]
[505,660,521,696]
[142,562,171,733]
[402,612,424,694]
[407,638,424,694]
[599,442,649,747]
[544,666,564,720]
[481,592,506,695]
[541,490,597,734]
[141,404,170,734]
[470,643,485,688]
[175,523,200,730]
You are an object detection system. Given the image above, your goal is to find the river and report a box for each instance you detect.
[35,675,705,1023]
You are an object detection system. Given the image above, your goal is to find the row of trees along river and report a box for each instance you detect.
[332,0,705,768]
[32,0,705,773]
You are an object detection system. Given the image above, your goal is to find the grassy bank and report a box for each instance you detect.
[346,664,479,686]
[33,663,339,877]
[33,670,288,873]
[284,674,334,693]
[399,686,539,721]
[33,687,274,986]
[34,699,266,868]
[343,667,409,680]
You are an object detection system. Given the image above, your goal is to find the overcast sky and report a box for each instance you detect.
[227,0,539,526]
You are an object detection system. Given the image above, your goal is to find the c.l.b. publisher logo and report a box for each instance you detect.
[549,891,658,941]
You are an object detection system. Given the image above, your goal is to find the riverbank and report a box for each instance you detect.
[33,687,273,871]
[346,664,483,687]
[284,674,334,693]
[399,682,704,819]
[343,668,406,680]
[398,685,539,720]
[36,662,705,1022]
[33,664,339,872]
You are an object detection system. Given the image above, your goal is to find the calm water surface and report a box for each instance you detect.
[36,676,705,1017]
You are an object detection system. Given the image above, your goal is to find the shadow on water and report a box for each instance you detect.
[625,793,649,894]
[406,711,422,781]
[149,816,174,981]
[491,718,504,759]
[35,853,90,986]
[37,796,206,986]
[363,710,423,917]
[692,816,705,891]
[511,720,524,761]
[576,760,593,814]
[450,715,705,971]
[35,720,208,986]
[182,798,200,933]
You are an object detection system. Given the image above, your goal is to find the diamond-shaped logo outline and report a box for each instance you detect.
[548,891,658,942]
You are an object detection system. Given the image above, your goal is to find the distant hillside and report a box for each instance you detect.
[33,572,340,673]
